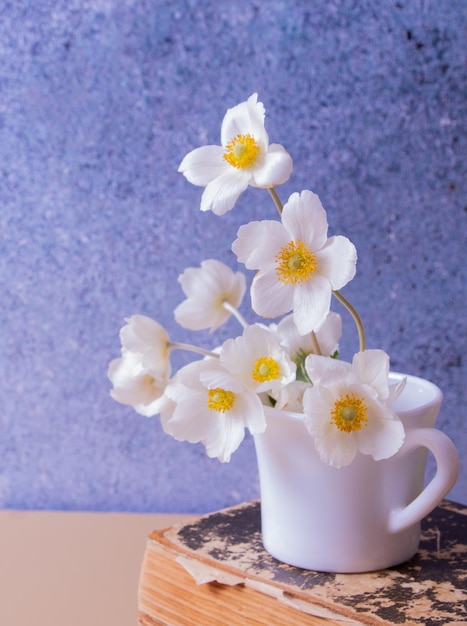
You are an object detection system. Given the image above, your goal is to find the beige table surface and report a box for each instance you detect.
[0,509,194,626]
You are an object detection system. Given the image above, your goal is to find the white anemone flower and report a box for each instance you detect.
[163,358,266,462]
[302,349,405,468]
[119,314,171,379]
[178,93,293,215]
[107,315,172,416]
[220,324,296,394]
[232,190,357,335]
[174,259,247,332]
[107,349,169,417]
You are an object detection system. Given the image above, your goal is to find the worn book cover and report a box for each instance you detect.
[138,500,467,626]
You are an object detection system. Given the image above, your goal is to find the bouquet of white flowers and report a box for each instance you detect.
[108,93,406,468]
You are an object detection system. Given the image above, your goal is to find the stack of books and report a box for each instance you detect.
[138,499,466,625]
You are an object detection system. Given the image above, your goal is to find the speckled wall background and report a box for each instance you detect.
[1,1,465,512]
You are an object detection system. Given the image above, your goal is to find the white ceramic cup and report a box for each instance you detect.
[253,373,460,573]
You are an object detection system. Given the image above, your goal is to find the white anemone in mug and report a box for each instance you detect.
[303,349,405,468]
[108,314,172,416]
[107,349,169,417]
[232,190,357,335]
[174,259,246,332]
[163,358,266,463]
[119,314,171,379]
[220,323,296,395]
[178,93,293,215]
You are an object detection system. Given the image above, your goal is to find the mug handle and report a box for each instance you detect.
[387,428,460,534]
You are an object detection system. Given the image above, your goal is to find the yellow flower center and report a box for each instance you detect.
[252,356,280,383]
[207,387,236,412]
[331,394,368,433]
[223,133,260,169]
[275,240,318,285]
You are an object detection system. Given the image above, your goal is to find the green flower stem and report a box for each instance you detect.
[310,331,322,356]
[169,342,219,359]
[268,187,284,215]
[222,301,249,328]
[332,290,366,352]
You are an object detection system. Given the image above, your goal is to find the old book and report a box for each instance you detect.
[138,500,467,626]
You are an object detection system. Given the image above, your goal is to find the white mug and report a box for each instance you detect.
[253,373,460,573]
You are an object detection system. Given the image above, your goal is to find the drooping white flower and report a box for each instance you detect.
[178,93,293,215]
[232,189,357,335]
[107,350,169,417]
[163,358,266,462]
[220,323,296,394]
[107,315,171,416]
[302,349,405,468]
[119,314,171,379]
[174,259,247,332]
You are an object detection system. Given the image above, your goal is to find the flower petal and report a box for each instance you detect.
[304,353,344,386]
[174,298,213,331]
[178,145,228,185]
[132,391,172,417]
[314,428,359,467]
[203,414,246,462]
[281,190,329,249]
[250,144,293,188]
[292,275,332,335]
[356,398,405,460]
[167,392,215,442]
[273,380,309,412]
[352,349,390,399]
[315,235,357,289]
[250,270,295,318]
[232,220,289,270]
[232,391,266,434]
[199,362,244,394]
[200,169,250,214]
[303,385,334,434]
[221,93,267,148]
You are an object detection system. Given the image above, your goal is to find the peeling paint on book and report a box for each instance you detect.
[164,500,467,626]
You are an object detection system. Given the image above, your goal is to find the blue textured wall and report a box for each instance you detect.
[1,1,465,511]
